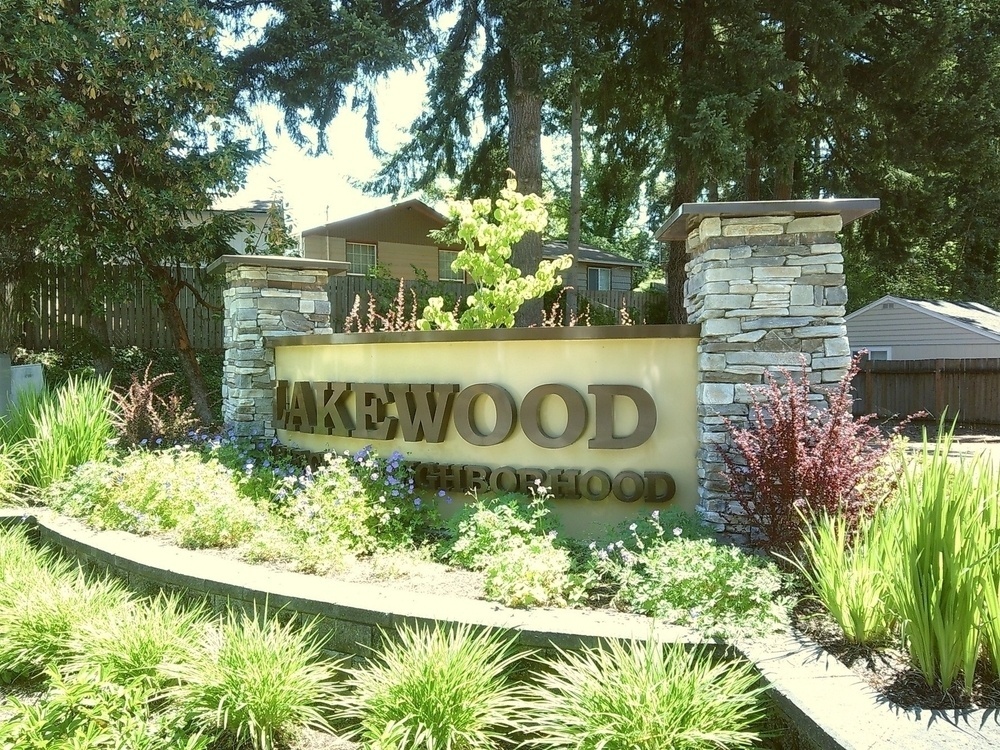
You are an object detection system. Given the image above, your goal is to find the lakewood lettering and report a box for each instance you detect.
[274,380,657,449]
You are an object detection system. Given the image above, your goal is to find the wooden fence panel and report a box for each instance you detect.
[853,358,1000,425]
[328,278,653,330]
[21,263,223,352]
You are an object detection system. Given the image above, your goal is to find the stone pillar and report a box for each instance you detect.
[656,199,879,535]
[207,255,348,438]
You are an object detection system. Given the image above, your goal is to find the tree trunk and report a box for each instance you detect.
[667,0,711,325]
[568,70,583,258]
[508,55,545,327]
[149,265,214,425]
[775,13,801,200]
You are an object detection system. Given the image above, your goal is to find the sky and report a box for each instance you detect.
[216,67,428,233]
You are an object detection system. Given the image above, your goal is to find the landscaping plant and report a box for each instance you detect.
[0,666,207,750]
[418,178,572,330]
[788,511,895,646]
[45,447,259,548]
[12,375,116,489]
[112,363,198,448]
[518,637,765,749]
[483,536,580,608]
[882,431,997,692]
[0,568,129,680]
[722,356,902,552]
[338,622,523,749]
[164,609,339,750]
[66,592,209,691]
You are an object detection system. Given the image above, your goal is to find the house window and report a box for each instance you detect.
[438,249,463,281]
[588,266,611,291]
[346,242,377,275]
[853,347,891,361]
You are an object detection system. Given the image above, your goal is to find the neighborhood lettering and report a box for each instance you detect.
[274,380,658,450]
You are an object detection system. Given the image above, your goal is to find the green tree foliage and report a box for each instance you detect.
[0,0,255,422]
[418,179,572,329]
[217,1,1000,316]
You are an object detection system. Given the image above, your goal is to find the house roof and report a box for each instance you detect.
[301,198,644,268]
[301,199,448,237]
[542,240,645,268]
[847,295,1000,343]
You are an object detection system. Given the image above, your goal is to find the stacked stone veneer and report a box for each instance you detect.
[683,213,851,534]
[218,258,337,437]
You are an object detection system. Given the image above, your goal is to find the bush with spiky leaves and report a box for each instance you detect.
[518,637,765,750]
[163,609,338,750]
[338,622,524,749]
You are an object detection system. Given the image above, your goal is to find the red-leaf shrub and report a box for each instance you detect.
[722,355,906,553]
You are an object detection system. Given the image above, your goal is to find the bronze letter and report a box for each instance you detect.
[453,384,516,446]
[490,466,519,493]
[644,471,677,503]
[612,470,645,503]
[588,385,657,449]
[285,381,316,432]
[353,384,397,440]
[579,469,612,501]
[516,467,546,490]
[465,465,491,493]
[548,469,581,499]
[520,384,588,449]
[316,382,353,436]
[389,384,458,442]
[273,380,289,425]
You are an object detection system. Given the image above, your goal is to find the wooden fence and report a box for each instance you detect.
[853,358,1000,425]
[20,265,658,350]
[21,263,224,351]
[329,275,655,331]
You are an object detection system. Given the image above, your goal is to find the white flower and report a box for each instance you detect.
[673,527,683,537]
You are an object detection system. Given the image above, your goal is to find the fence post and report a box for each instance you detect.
[208,255,347,437]
[656,199,879,541]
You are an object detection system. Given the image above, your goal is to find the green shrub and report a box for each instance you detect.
[67,592,209,691]
[0,525,70,607]
[349,446,437,548]
[0,569,130,680]
[442,488,556,570]
[483,537,580,608]
[175,490,265,549]
[618,538,789,638]
[21,375,116,489]
[280,453,378,554]
[164,609,338,750]
[338,622,523,749]
[518,638,765,749]
[46,447,251,544]
[0,666,207,750]
[788,511,895,646]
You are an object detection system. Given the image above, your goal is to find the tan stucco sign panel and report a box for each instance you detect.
[272,330,698,536]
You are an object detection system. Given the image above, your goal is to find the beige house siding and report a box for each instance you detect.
[847,303,1000,359]
[302,235,347,262]
[377,242,438,279]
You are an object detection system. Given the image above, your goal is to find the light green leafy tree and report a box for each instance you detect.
[418,180,572,330]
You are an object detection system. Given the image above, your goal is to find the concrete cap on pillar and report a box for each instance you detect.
[654,199,880,242]
[206,254,350,275]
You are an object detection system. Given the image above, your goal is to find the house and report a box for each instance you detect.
[206,198,284,254]
[846,295,1000,360]
[300,199,643,289]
